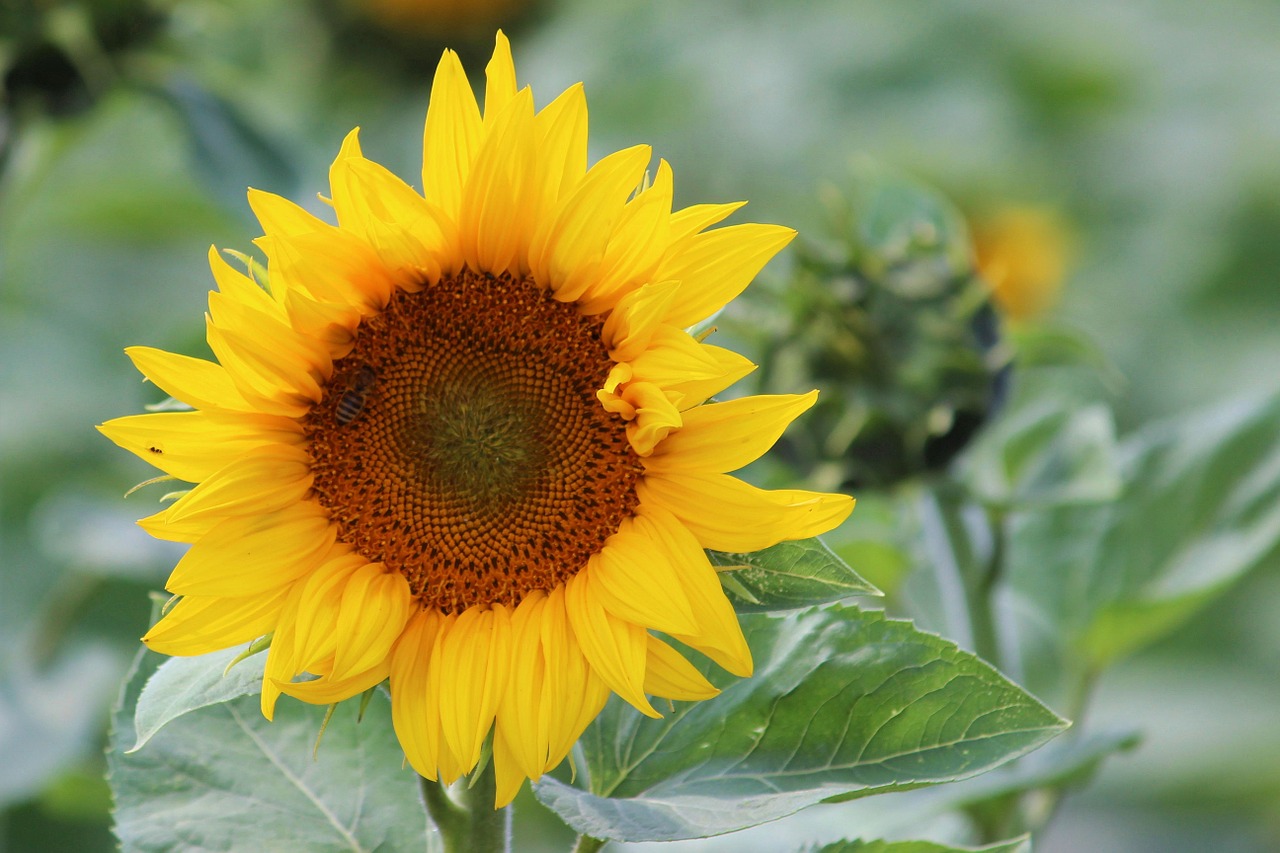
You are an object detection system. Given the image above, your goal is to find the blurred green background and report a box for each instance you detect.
[2,0,1278,850]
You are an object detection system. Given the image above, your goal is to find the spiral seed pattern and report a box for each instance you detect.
[305,270,644,613]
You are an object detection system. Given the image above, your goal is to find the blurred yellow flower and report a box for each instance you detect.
[973,206,1071,321]
[99,33,852,806]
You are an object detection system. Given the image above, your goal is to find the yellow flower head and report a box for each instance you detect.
[99,33,853,806]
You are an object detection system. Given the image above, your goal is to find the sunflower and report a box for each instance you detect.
[99,32,853,806]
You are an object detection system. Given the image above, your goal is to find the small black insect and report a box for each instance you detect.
[336,366,376,426]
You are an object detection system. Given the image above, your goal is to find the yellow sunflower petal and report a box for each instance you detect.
[422,49,483,261]
[646,391,818,474]
[437,605,511,773]
[540,585,611,768]
[668,200,747,243]
[329,130,447,281]
[495,591,549,781]
[643,635,719,702]
[262,552,365,719]
[330,563,413,681]
[564,571,658,718]
[634,505,753,677]
[638,471,854,552]
[148,445,313,535]
[124,346,246,411]
[533,83,588,212]
[274,659,390,706]
[530,144,652,300]
[143,587,289,657]
[203,320,319,417]
[626,325,756,409]
[576,159,674,315]
[390,609,448,780]
[483,31,517,123]
[492,725,529,809]
[96,410,302,483]
[459,87,537,276]
[165,504,336,597]
[622,381,683,457]
[657,223,796,328]
[426,612,469,784]
[590,523,697,635]
[602,279,681,363]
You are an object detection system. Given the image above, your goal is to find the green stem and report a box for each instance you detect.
[968,506,1008,671]
[571,835,607,853]
[419,768,509,853]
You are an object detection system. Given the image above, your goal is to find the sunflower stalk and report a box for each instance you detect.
[420,769,509,853]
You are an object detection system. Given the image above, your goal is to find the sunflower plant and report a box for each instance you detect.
[101,34,1069,852]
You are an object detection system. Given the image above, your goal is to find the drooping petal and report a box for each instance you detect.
[643,635,719,702]
[390,609,448,780]
[564,571,658,718]
[262,551,366,719]
[436,605,511,773]
[590,522,697,635]
[540,585,612,768]
[495,591,549,782]
[329,563,413,681]
[634,505,753,677]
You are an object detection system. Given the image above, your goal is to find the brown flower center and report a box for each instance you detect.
[304,271,644,613]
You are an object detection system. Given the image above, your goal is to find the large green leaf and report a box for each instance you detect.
[534,606,1065,842]
[130,645,266,752]
[709,537,880,612]
[108,648,432,853]
[1010,393,1280,670]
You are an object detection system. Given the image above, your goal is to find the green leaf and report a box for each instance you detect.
[534,606,1065,842]
[1009,393,1280,671]
[708,537,880,612]
[109,648,433,853]
[130,645,266,752]
[958,390,1121,510]
[1078,394,1280,666]
[811,837,1029,853]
